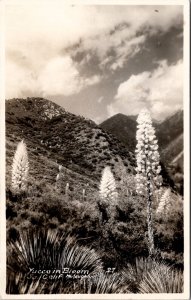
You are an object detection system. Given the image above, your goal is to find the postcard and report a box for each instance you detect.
[0,0,190,299]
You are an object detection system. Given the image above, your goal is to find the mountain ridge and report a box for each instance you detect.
[100,110,183,193]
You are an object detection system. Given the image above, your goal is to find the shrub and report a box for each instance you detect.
[154,194,183,259]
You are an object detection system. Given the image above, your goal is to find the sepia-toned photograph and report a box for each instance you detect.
[1,0,190,298]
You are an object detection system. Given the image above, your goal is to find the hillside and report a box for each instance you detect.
[156,110,183,150]
[6,97,184,288]
[160,134,183,167]
[6,98,136,198]
[100,113,137,153]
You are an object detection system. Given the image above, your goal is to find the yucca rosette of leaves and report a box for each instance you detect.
[135,109,162,196]
[11,140,29,194]
[99,166,118,203]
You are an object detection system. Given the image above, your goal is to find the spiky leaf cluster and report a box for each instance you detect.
[135,109,162,196]
[99,166,118,202]
[11,140,29,194]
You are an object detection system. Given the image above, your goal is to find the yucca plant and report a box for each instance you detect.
[7,228,103,277]
[65,182,69,193]
[156,188,171,215]
[122,257,183,293]
[99,166,118,202]
[138,263,183,293]
[76,272,130,294]
[82,188,86,201]
[121,257,156,292]
[135,109,162,255]
[55,165,63,191]
[6,269,45,294]
[7,228,104,294]
[7,270,129,294]
[99,166,118,219]
[11,140,29,195]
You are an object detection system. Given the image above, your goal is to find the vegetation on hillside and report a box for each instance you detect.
[6,98,184,294]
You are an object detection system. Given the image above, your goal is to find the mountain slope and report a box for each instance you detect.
[160,133,183,167]
[156,110,183,150]
[6,98,136,197]
[100,113,137,153]
[100,110,183,164]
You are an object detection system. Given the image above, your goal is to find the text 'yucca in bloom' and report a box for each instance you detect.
[11,140,29,194]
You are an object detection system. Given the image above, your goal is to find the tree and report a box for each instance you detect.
[135,109,162,255]
[11,140,29,194]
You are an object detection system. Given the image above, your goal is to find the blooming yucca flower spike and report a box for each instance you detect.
[82,188,86,201]
[99,166,118,220]
[156,188,171,215]
[99,166,118,203]
[135,109,162,255]
[65,182,69,197]
[11,140,29,195]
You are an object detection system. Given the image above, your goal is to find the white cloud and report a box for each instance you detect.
[108,60,183,120]
[5,60,40,99]
[39,56,81,97]
[5,3,183,98]
[109,35,146,71]
[5,4,183,60]
[6,56,100,98]
[78,6,182,69]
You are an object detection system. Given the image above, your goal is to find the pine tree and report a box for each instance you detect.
[11,140,29,194]
[135,108,162,255]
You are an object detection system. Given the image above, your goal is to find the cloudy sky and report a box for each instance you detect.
[5,2,183,123]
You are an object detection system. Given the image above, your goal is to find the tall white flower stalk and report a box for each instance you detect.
[99,166,118,206]
[156,188,171,215]
[99,166,118,221]
[11,140,29,194]
[135,108,162,255]
[65,182,69,197]
[82,188,86,201]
